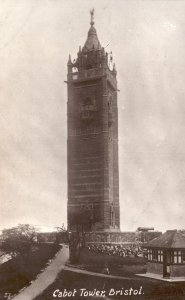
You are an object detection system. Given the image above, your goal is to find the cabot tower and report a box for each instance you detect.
[67,10,120,232]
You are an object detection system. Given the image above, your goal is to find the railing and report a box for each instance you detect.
[71,68,117,89]
[71,68,103,81]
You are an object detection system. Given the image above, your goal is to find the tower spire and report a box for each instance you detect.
[90,8,95,26]
[83,9,101,51]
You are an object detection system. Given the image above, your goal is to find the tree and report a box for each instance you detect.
[55,223,66,232]
[0,224,38,258]
[55,224,68,244]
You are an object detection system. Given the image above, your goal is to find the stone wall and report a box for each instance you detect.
[84,231,162,244]
[147,262,163,275]
[170,264,185,277]
[147,262,185,278]
[140,231,162,242]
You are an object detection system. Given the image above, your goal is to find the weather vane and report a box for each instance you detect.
[90,8,95,26]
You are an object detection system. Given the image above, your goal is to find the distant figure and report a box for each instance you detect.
[102,263,110,275]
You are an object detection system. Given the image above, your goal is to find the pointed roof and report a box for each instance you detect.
[146,230,185,249]
[83,9,101,51]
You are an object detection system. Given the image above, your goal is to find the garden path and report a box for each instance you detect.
[12,245,69,300]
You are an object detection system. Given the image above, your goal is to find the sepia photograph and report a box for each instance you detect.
[0,0,185,299]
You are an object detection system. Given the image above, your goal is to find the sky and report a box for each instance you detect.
[0,0,185,232]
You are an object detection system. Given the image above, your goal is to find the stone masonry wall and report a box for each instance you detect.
[147,262,163,275]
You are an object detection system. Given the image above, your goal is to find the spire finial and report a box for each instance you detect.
[90,8,95,26]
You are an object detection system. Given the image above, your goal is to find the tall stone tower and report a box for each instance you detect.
[67,10,120,232]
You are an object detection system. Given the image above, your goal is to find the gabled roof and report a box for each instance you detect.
[145,230,185,249]
[83,25,101,51]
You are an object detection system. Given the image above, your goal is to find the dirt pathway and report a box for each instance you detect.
[12,245,69,300]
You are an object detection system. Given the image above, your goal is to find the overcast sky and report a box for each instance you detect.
[0,0,185,232]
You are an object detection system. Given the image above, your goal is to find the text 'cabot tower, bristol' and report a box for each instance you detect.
[67,10,120,232]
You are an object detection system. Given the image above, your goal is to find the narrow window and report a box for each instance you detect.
[152,250,158,261]
[174,250,182,264]
[161,250,163,262]
[182,251,185,264]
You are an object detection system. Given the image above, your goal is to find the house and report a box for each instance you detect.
[144,230,185,278]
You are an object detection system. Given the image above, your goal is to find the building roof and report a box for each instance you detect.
[83,25,101,51]
[145,230,185,249]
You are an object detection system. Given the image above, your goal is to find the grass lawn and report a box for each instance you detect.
[0,243,61,299]
[34,248,185,300]
[34,269,185,300]
[71,248,147,276]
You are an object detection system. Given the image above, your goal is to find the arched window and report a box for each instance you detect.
[80,97,96,121]
[110,204,115,227]
[108,96,113,127]
[108,96,113,113]
[83,97,92,107]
